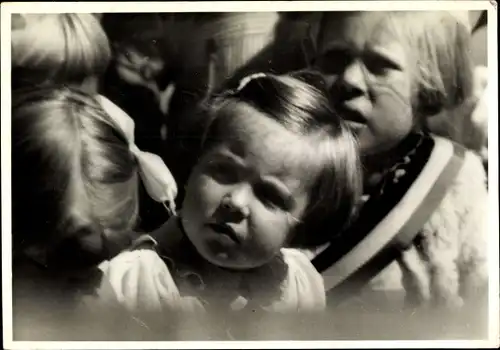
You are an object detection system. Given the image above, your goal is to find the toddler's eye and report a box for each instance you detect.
[364,53,402,76]
[254,184,292,212]
[204,161,239,184]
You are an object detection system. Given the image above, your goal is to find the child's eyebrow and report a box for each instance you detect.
[320,41,353,55]
[366,47,404,70]
[212,149,247,168]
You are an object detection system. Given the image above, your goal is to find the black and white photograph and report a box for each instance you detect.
[1,1,498,348]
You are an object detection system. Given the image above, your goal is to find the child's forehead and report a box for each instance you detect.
[319,12,402,49]
[217,102,306,148]
[214,103,326,177]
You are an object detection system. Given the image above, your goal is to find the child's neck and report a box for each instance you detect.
[160,217,287,303]
[362,132,424,187]
[161,217,246,290]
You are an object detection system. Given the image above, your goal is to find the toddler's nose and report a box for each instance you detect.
[337,60,369,100]
[219,187,251,222]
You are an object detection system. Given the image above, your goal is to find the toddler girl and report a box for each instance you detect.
[12,86,177,340]
[11,13,110,93]
[307,11,488,311]
[101,72,362,320]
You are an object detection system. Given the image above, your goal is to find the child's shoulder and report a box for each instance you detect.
[281,247,322,271]
[99,235,204,314]
[281,248,324,289]
[100,238,168,283]
[274,248,326,311]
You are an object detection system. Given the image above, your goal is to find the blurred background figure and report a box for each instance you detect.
[100,13,178,231]
[100,13,170,157]
[159,12,281,138]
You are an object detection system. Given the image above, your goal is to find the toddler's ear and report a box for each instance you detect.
[415,89,446,118]
[425,96,483,153]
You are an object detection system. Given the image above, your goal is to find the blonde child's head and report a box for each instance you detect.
[179,71,362,270]
[12,14,111,92]
[310,11,475,155]
[12,86,138,270]
[381,11,474,116]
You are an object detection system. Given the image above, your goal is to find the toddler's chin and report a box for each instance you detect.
[210,256,258,271]
[203,251,268,271]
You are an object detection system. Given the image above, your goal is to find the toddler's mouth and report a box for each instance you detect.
[207,223,241,244]
[335,104,367,134]
[336,104,367,124]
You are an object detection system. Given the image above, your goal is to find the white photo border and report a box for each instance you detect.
[2,1,498,349]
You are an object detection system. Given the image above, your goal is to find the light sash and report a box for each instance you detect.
[321,137,466,296]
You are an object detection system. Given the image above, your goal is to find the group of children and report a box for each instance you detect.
[11,11,489,340]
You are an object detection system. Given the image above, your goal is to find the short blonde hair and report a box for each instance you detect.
[382,11,474,117]
[12,14,111,89]
[312,11,474,118]
[12,86,139,267]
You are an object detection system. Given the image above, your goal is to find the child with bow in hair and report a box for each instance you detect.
[99,71,362,338]
[12,86,177,340]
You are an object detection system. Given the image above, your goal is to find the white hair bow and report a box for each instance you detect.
[97,95,178,216]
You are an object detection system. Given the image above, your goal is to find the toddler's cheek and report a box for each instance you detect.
[251,223,289,258]
[184,180,226,226]
[372,84,412,121]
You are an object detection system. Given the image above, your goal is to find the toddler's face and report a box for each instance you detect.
[181,104,319,270]
[313,12,414,156]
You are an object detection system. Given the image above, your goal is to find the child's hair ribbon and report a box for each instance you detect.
[97,95,178,216]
